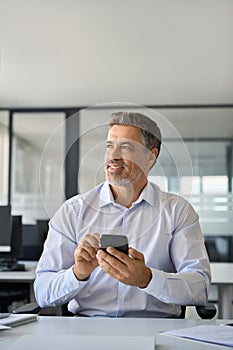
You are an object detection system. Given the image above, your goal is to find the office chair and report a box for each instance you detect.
[13,302,72,316]
[0,284,29,312]
[0,216,29,312]
[13,302,217,319]
[179,303,217,319]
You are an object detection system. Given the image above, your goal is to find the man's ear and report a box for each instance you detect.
[148,148,158,166]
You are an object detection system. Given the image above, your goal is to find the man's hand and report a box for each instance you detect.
[96,247,152,288]
[73,233,100,281]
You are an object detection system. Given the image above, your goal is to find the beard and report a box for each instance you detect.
[105,160,143,187]
[107,176,131,186]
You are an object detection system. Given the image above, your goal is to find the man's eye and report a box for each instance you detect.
[122,145,132,151]
[106,144,113,148]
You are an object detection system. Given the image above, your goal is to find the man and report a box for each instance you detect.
[34,112,211,318]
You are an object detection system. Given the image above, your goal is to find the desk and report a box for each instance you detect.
[1,317,232,350]
[210,263,233,319]
[0,261,37,303]
[1,261,232,319]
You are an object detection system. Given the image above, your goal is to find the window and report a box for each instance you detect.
[180,176,201,196]
[202,176,228,194]
[11,113,66,224]
[0,111,9,205]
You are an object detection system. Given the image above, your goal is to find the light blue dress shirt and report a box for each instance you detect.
[34,182,211,317]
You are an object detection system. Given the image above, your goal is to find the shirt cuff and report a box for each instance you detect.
[139,268,167,300]
[62,266,89,293]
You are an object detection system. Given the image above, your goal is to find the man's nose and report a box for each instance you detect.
[108,145,122,159]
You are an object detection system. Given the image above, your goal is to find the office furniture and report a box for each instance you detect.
[14,301,217,319]
[22,223,47,261]
[205,235,233,262]
[0,205,12,252]
[1,316,231,350]
[36,220,49,243]
[211,262,233,319]
[0,283,29,312]
[157,328,233,350]
[0,216,31,312]
[2,261,232,319]
[0,261,36,306]
[0,216,24,270]
[201,221,233,263]
[0,261,62,316]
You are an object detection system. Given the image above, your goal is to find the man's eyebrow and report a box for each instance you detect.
[106,140,135,147]
[120,141,135,147]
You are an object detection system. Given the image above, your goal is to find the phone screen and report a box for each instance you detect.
[100,234,128,255]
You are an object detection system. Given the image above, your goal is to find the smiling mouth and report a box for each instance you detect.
[108,165,124,172]
[107,162,125,172]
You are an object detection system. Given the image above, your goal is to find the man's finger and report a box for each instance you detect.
[77,245,97,260]
[80,233,100,249]
[128,247,144,260]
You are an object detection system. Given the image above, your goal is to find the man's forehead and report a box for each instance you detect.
[107,124,144,143]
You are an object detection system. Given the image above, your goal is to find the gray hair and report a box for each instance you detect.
[108,112,162,156]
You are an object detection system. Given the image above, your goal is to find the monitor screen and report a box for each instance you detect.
[0,205,12,252]
[0,215,23,260]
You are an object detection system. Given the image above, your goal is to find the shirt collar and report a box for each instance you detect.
[99,181,156,208]
[135,182,155,207]
[98,182,115,207]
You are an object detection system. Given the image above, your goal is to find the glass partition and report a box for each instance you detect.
[78,105,233,261]
[79,105,233,195]
[11,113,66,224]
[2,105,232,261]
[0,111,9,205]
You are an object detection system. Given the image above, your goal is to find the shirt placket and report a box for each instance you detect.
[115,207,130,316]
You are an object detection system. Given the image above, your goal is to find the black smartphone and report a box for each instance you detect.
[100,234,128,255]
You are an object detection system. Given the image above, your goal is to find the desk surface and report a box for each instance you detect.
[0,261,37,303]
[0,261,36,282]
[211,263,233,284]
[1,317,232,350]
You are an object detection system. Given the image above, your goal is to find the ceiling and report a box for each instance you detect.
[0,0,233,108]
[0,0,233,152]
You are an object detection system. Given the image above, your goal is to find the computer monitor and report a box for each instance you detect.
[0,215,23,265]
[22,220,48,260]
[0,205,12,253]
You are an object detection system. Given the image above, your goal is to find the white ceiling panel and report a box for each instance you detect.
[0,0,232,107]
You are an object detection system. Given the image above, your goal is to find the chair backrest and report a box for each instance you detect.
[179,306,186,318]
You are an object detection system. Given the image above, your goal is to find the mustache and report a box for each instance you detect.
[105,160,126,167]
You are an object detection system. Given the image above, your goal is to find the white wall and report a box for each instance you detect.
[0,0,233,107]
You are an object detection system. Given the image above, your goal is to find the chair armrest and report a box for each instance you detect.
[195,303,217,319]
[13,302,41,314]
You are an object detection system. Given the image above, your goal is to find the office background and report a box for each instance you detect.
[0,0,233,311]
